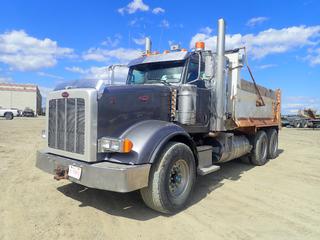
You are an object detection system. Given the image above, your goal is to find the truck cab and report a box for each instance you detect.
[36,19,281,214]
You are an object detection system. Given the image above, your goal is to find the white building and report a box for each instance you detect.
[0,83,42,115]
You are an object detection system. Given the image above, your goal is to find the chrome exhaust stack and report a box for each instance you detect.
[215,18,226,131]
[145,37,152,54]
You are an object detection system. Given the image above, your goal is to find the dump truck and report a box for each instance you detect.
[299,109,320,128]
[36,19,281,213]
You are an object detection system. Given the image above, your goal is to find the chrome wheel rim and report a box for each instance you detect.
[168,159,189,198]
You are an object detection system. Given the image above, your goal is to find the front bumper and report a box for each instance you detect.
[36,150,151,192]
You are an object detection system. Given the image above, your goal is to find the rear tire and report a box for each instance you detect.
[4,112,13,120]
[299,120,305,128]
[140,142,196,214]
[266,129,278,159]
[249,130,268,166]
[294,121,301,128]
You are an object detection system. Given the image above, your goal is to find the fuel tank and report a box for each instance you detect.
[97,85,171,139]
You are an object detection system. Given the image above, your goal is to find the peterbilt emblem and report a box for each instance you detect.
[61,92,69,98]
[138,95,149,102]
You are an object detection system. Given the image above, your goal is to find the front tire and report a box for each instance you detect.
[249,130,268,166]
[140,142,196,214]
[4,112,13,120]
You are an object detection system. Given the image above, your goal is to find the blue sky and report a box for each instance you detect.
[0,0,319,113]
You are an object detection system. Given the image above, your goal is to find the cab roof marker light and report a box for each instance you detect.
[195,41,205,51]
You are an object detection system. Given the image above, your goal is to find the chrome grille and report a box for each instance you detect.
[48,98,85,154]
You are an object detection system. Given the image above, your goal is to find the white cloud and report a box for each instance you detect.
[0,30,73,71]
[152,7,165,14]
[66,66,107,79]
[82,47,142,63]
[190,25,320,59]
[118,0,149,15]
[128,17,142,27]
[133,36,146,45]
[87,66,109,80]
[0,76,13,83]
[304,47,320,65]
[200,26,213,35]
[37,71,64,80]
[257,64,277,69]
[160,19,170,28]
[82,48,107,62]
[101,34,122,47]
[283,96,320,114]
[246,17,269,27]
[65,66,87,74]
[66,65,128,84]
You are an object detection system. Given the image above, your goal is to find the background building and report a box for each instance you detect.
[0,83,42,115]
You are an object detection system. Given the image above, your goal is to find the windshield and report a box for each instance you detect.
[128,61,185,85]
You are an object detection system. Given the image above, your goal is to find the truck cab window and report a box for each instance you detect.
[186,56,199,82]
[130,70,145,84]
[128,61,185,85]
[186,54,206,88]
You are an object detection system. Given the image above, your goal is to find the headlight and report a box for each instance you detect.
[98,137,133,153]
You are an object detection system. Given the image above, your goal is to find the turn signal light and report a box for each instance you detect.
[122,138,133,153]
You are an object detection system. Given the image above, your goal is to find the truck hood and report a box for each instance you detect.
[97,85,172,139]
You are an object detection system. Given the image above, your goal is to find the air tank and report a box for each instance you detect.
[177,84,197,125]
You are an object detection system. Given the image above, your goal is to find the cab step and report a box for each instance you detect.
[197,165,220,176]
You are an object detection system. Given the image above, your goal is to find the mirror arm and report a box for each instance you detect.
[187,52,202,84]
[198,52,202,78]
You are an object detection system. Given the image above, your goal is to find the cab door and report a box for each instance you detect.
[184,53,211,128]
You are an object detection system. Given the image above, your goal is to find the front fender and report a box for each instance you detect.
[108,120,193,165]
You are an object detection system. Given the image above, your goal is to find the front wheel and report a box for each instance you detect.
[140,142,196,214]
[4,112,13,120]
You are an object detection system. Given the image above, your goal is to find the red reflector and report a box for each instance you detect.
[62,92,69,98]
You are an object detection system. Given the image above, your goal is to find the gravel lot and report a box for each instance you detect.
[1,117,320,240]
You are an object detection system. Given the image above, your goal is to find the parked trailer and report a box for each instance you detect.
[285,116,308,128]
[283,109,320,128]
[36,19,281,213]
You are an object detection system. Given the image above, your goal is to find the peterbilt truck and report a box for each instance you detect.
[36,19,281,214]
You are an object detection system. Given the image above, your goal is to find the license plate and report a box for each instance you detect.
[68,165,82,180]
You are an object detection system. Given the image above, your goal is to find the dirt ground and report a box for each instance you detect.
[0,117,320,240]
